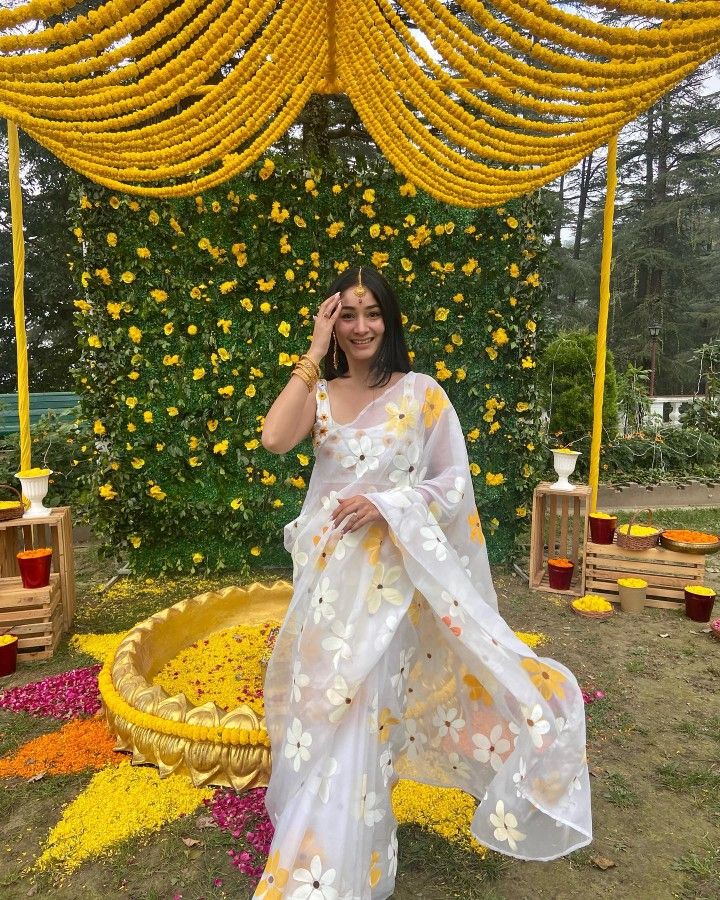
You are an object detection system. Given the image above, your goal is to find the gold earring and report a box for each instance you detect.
[333,332,339,369]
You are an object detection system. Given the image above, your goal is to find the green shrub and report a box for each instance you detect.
[538,331,618,444]
[68,157,550,573]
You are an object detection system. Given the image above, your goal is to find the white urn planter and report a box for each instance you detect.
[550,450,581,492]
[15,469,53,518]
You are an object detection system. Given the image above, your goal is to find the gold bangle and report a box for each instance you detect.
[299,354,321,377]
[294,359,319,381]
[292,367,315,391]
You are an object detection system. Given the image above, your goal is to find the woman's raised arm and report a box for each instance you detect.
[261,292,342,454]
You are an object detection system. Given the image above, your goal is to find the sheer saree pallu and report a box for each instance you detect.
[257,371,591,899]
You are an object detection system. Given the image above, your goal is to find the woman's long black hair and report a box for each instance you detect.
[323,266,411,388]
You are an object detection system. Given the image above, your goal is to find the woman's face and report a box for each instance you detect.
[334,288,385,359]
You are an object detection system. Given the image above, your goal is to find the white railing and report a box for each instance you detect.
[644,396,695,428]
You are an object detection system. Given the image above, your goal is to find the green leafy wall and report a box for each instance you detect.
[68,158,548,574]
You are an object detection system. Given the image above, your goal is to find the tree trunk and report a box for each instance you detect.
[300,95,332,160]
[568,152,593,303]
[553,174,564,246]
[636,107,655,306]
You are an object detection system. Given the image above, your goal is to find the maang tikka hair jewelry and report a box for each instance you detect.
[353,266,366,299]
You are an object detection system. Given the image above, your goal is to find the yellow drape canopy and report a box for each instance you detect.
[1,0,719,204]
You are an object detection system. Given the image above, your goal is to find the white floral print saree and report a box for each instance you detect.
[255,371,592,899]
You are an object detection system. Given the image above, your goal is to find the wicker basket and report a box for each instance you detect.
[616,509,661,551]
[0,485,24,522]
[571,605,614,620]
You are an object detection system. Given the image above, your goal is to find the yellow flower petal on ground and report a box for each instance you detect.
[35,760,212,873]
[392,781,485,855]
[70,631,128,663]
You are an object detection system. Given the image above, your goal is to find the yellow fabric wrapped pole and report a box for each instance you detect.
[7,120,31,472]
[589,135,618,512]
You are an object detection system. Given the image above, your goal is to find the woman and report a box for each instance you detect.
[258,266,591,899]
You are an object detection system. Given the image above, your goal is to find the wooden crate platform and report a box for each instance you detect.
[0,507,75,628]
[585,541,706,609]
[0,574,64,661]
[529,483,591,598]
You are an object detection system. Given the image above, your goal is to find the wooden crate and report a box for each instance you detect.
[0,574,64,661]
[585,541,706,609]
[529,483,591,597]
[0,507,75,628]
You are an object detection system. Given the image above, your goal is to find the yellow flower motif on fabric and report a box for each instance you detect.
[385,395,417,437]
[377,707,400,743]
[369,851,382,888]
[256,850,289,899]
[422,386,448,428]
[463,673,492,706]
[468,510,484,545]
[521,659,566,700]
[363,524,386,567]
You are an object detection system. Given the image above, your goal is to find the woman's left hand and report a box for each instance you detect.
[331,496,385,534]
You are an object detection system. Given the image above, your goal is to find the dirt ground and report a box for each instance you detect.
[476,571,720,900]
[1,555,718,900]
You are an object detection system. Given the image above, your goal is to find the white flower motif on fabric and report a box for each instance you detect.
[321,619,355,669]
[320,491,341,512]
[389,442,421,488]
[390,647,414,696]
[291,660,310,703]
[420,515,447,561]
[290,854,338,900]
[472,724,511,772]
[366,563,404,613]
[291,539,308,569]
[360,788,385,827]
[401,718,428,759]
[489,801,526,852]
[441,589,465,623]
[448,752,471,780]
[459,553,472,578]
[509,721,520,747]
[432,706,466,744]
[284,717,312,772]
[368,691,379,734]
[568,774,583,796]
[388,829,399,877]
[340,435,382,478]
[555,716,571,735]
[513,757,527,797]
[373,613,399,651]
[310,576,339,624]
[379,748,394,785]
[445,476,466,505]
[326,675,356,723]
[522,704,551,749]
[332,528,361,560]
[308,756,338,805]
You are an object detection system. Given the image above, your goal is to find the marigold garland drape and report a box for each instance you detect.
[1,0,719,200]
[2,0,718,492]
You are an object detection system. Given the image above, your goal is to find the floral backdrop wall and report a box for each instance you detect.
[68,158,548,574]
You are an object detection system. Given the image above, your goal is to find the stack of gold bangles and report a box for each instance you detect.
[292,353,321,390]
